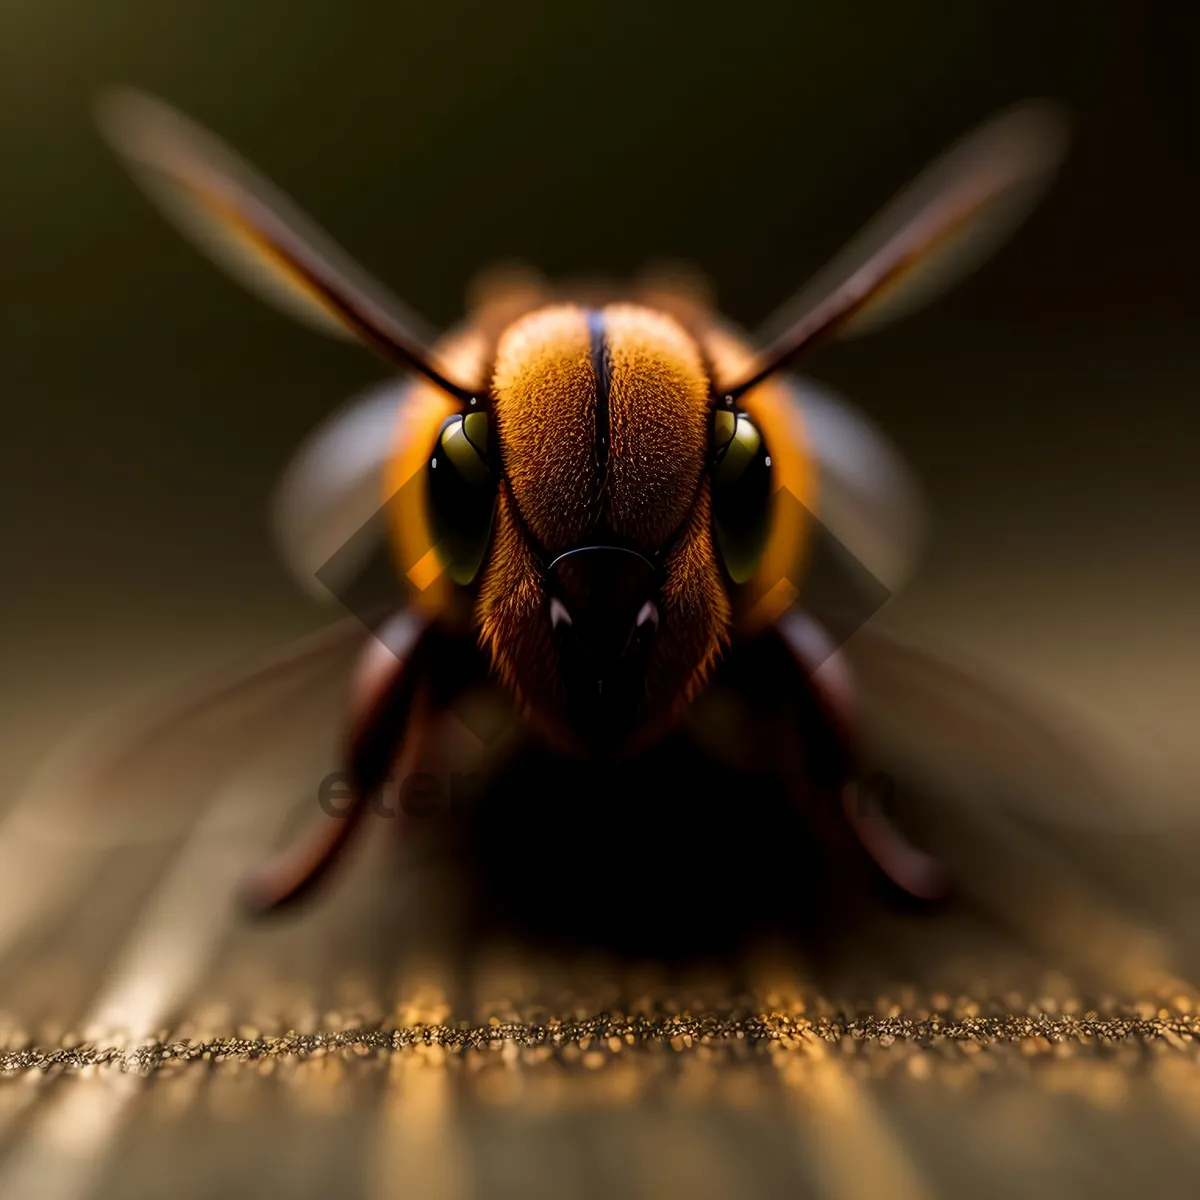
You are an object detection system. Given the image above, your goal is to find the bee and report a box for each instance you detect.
[89,89,1079,925]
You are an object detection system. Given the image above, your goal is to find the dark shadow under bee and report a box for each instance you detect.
[367,628,936,970]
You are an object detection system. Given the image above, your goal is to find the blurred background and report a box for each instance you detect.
[2,0,1197,804]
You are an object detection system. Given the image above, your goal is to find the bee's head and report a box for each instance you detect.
[95,88,1061,759]
[414,301,790,755]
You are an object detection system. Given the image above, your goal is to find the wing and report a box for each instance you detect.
[839,622,1192,831]
[784,373,923,599]
[6,618,365,849]
[0,617,376,983]
[727,101,1068,399]
[95,87,475,401]
[834,620,1200,991]
[273,377,418,602]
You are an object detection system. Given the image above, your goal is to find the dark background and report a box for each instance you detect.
[2,0,1197,801]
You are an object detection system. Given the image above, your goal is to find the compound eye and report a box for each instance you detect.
[427,411,496,585]
[711,410,772,584]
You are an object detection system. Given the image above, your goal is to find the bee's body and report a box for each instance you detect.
[388,288,815,754]
[92,88,1073,916]
[338,596,865,959]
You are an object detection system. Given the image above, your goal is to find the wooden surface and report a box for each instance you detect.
[1,620,1199,1200]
